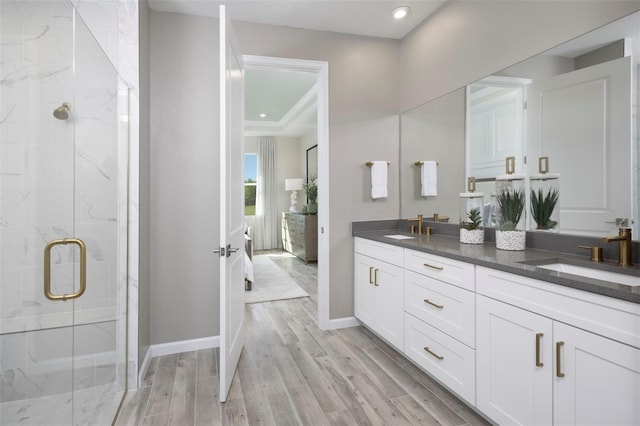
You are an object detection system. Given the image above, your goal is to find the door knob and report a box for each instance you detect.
[226,244,239,257]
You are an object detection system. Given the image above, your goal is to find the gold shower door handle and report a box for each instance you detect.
[44,238,87,301]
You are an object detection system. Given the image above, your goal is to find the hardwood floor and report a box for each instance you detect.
[115,251,488,426]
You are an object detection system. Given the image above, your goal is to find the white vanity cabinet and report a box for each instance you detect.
[553,322,640,426]
[353,236,640,426]
[476,295,553,425]
[403,249,477,404]
[354,238,404,350]
[476,266,640,426]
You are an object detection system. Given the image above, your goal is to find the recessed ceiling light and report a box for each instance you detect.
[391,6,410,20]
[259,113,266,118]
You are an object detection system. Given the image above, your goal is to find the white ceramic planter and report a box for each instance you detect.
[460,229,484,245]
[495,230,526,251]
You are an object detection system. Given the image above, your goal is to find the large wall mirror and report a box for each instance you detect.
[400,10,639,240]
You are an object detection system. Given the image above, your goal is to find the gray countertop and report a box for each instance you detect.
[353,228,640,304]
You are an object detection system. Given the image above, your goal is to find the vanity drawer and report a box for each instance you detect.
[355,237,404,266]
[404,313,475,405]
[405,270,475,347]
[404,249,475,291]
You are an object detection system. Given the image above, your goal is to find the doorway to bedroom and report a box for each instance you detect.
[242,57,323,309]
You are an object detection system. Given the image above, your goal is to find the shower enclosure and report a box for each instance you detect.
[1,1,129,424]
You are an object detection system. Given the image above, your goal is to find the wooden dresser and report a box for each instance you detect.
[281,213,318,263]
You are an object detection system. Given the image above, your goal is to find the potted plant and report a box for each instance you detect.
[530,187,559,230]
[304,174,317,214]
[495,188,526,250]
[460,207,484,244]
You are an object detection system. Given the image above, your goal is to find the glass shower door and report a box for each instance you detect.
[69,6,128,424]
[0,1,128,424]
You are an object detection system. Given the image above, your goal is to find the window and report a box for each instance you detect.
[244,154,257,216]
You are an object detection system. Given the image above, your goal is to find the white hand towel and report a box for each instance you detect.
[421,161,438,196]
[371,161,388,199]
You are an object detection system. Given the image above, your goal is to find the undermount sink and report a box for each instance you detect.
[384,234,416,240]
[529,262,640,287]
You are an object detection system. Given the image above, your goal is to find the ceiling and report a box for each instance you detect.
[245,68,316,122]
[148,0,447,137]
[244,68,318,137]
[147,0,447,40]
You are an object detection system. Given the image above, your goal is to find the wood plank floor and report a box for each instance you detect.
[115,251,489,426]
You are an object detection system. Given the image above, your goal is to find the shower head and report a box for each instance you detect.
[53,102,71,120]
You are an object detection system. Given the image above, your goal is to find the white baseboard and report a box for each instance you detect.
[138,335,220,385]
[324,316,360,330]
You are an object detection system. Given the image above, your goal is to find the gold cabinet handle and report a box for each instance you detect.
[44,238,87,301]
[374,269,379,286]
[423,346,444,360]
[424,299,444,309]
[556,341,565,378]
[423,263,443,271]
[369,266,374,284]
[506,156,516,174]
[535,333,544,367]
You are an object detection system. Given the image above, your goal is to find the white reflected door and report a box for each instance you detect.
[218,4,245,402]
[526,56,633,236]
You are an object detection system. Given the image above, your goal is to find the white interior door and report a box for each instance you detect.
[218,4,245,403]
[526,56,633,236]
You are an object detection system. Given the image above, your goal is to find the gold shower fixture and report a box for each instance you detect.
[53,102,71,120]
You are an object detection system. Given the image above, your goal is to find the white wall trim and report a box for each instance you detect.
[243,55,332,331]
[138,336,220,384]
[325,316,360,330]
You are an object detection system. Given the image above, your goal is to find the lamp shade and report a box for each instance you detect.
[285,178,303,191]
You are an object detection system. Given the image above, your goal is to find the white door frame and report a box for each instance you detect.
[242,55,330,330]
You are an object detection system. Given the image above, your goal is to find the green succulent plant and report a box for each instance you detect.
[496,188,525,231]
[531,187,559,230]
[461,208,483,231]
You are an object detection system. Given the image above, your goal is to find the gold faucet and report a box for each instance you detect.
[408,214,423,235]
[432,213,450,222]
[602,228,633,266]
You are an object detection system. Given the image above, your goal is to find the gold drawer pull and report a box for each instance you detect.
[535,333,544,367]
[423,263,443,271]
[424,299,444,309]
[369,267,374,284]
[374,269,379,286]
[423,346,444,360]
[556,341,565,378]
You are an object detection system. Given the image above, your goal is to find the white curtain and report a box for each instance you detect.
[254,136,279,250]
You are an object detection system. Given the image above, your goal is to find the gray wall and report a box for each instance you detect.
[234,21,402,319]
[399,88,466,220]
[146,1,640,345]
[400,0,640,112]
[138,0,151,368]
[150,11,220,344]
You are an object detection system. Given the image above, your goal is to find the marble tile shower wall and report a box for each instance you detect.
[1,1,121,402]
